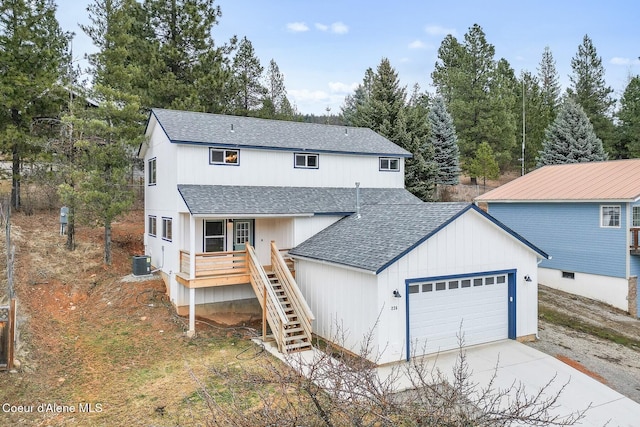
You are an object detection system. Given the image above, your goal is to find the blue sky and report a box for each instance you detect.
[56,0,640,115]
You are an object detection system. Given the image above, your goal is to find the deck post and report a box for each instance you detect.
[187,287,196,337]
[262,284,267,340]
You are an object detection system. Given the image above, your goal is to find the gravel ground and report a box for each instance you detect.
[525,286,640,403]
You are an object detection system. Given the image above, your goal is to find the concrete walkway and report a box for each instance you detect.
[263,339,640,426]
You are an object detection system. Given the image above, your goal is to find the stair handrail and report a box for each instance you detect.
[246,244,289,342]
[271,241,315,326]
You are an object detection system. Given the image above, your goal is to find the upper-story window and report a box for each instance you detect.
[210,148,239,165]
[294,153,319,169]
[148,157,157,185]
[633,206,640,227]
[601,205,620,228]
[379,157,400,171]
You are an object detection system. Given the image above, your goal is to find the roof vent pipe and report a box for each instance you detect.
[345,127,348,136]
[231,123,234,132]
[355,182,361,219]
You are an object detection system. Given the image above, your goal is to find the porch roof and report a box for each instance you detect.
[289,203,548,274]
[177,185,421,215]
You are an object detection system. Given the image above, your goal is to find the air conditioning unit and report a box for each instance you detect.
[132,255,151,276]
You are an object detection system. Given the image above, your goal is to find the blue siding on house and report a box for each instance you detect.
[488,202,627,279]
[630,202,640,279]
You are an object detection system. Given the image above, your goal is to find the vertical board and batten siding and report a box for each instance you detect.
[375,209,539,364]
[296,209,540,365]
[144,120,182,294]
[175,145,405,188]
[488,203,627,278]
[293,216,343,246]
[295,261,379,356]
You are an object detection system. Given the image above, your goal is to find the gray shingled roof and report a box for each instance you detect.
[289,203,471,273]
[150,108,412,157]
[177,185,422,215]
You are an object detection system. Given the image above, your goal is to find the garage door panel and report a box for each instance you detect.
[409,273,510,355]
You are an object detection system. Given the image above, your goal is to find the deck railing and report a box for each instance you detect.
[246,244,289,352]
[179,250,248,278]
[631,228,640,253]
[270,241,314,335]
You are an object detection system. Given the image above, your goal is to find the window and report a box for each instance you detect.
[633,206,640,227]
[485,277,495,285]
[497,275,506,284]
[422,283,433,292]
[461,279,471,288]
[473,278,483,287]
[148,158,156,185]
[379,157,400,171]
[210,148,239,165]
[148,216,157,237]
[408,285,419,294]
[204,220,225,252]
[448,280,459,289]
[601,205,620,227]
[162,217,172,241]
[294,153,319,169]
[435,282,446,291]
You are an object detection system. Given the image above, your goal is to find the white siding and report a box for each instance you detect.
[295,260,379,356]
[175,145,405,188]
[375,209,539,364]
[296,209,541,365]
[293,216,343,245]
[538,268,629,311]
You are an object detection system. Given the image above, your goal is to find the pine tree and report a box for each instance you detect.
[517,71,546,173]
[537,46,561,122]
[568,35,617,156]
[341,68,374,126]
[0,0,69,209]
[431,24,516,170]
[619,76,640,157]
[537,98,607,166]
[428,97,460,185]
[229,36,267,115]
[261,59,294,119]
[468,141,499,189]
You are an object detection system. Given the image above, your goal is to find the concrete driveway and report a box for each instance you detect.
[377,340,640,426]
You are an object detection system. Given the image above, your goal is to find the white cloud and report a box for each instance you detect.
[328,81,358,94]
[315,23,328,31]
[286,22,309,33]
[424,25,456,37]
[330,22,349,34]
[289,88,331,102]
[408,39,426,49]
[610,56,640,65]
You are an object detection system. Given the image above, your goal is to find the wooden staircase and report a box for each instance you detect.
[247,242,314,353]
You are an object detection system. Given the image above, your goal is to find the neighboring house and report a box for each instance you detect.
[475,159,640,318]
[139,108,547,363]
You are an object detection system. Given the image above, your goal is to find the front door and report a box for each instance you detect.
[233,219,254,251]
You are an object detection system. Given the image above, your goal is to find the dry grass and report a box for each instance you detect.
[0,209,273,426]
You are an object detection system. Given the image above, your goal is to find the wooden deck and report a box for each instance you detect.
[176,250,250,288]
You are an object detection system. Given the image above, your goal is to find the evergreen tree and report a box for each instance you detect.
[261,59,294,119]
[619,76,640,157]
[568,35,617,156]
[341,68,374,126]
[516,71,546,173]
[342,60,436,200]
[0,0,69,209]
[229,36,267,114]
[428,97,460,185]
[468,141,499,189]
[537,98,607,166]
[431,24,516,171]
[537,46,561,123]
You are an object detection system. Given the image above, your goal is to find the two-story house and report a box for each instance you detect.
[476,159,640,318]
[140,108,547,364]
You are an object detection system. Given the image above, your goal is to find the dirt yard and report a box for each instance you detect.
[2,208,640,425]
[526,285,640,403]
[0,210,268,426]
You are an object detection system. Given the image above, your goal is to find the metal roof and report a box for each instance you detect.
[177,185,422,215]
[475,159,640,202]
[149,109,412,157]
[289,203,549,273]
